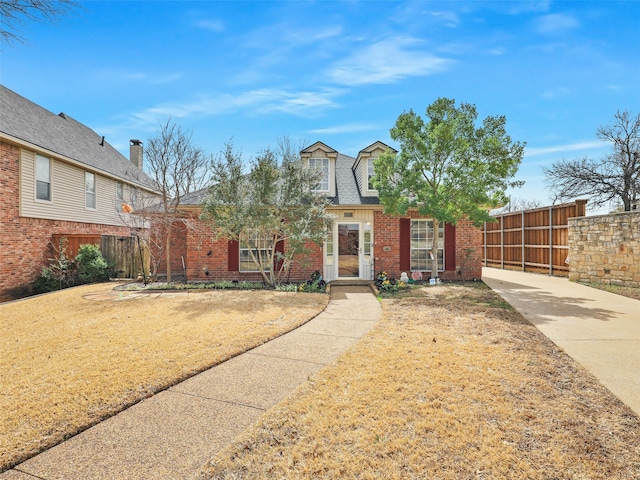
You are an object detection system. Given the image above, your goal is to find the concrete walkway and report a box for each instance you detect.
[482,267,640,416]
[1,286,381,480]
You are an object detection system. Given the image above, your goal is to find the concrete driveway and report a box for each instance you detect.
[482,267,640,416]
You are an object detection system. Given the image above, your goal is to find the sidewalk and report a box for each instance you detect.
[482,267,640,416]
[1,286,381,480]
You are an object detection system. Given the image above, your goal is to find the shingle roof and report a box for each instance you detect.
[180,186,212,206]
[328,153,380,206]
[0,85,157,191]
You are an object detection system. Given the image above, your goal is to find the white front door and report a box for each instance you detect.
[337,223,360,278]
[324,221,373,281]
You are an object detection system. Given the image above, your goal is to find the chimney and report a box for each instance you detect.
[130,139,143,170]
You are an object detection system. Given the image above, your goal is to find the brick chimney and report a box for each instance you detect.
[129,139,143,170]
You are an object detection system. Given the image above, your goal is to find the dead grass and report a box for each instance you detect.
[580,282,640,301]
[202,283,640,480]
[0,283,328,472]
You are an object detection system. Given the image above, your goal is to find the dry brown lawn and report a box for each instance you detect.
[0,283,328,472]
[203,283,640,480]
[581,282,640,301]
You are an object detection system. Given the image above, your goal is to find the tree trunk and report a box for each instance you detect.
[431,218,439,280]
[165,224,172,283]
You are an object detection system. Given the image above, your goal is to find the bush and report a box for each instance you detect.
[32,241,74,294]
[75,244,111,284]
[298,270,326,293]
[33,267,63,294]
[375,271,408,294]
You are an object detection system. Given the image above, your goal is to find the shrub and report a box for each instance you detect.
[32,239,75,294]
[75,244,110,284]
[298,270,326,293]
[375,271,408,294]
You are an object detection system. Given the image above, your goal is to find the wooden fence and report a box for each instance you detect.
[51,234,149,279]
[483,200,587,276]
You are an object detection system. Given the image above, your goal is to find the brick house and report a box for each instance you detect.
[169,141,483,283]
[0,85,159,302]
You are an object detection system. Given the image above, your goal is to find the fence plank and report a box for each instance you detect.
[483,200,586,277]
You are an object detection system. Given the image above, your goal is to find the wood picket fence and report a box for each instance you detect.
[483,200,587,276]
[51,234,149,279]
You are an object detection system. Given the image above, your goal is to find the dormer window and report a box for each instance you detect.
[367,158,376,191]
[309,157,330,192]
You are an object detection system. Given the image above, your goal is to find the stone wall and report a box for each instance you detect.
[568,211,640,287]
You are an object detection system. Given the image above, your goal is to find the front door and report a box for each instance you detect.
[337,223,359,277]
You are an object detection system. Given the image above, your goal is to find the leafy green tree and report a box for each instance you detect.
[374,98,525,279]
[201,138,334,287]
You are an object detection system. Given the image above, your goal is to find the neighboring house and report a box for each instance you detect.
[168,141,483,283]
[0,85,159,301]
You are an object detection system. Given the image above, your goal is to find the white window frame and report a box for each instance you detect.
[239,234,273,272]
[35,154,51,201]
[410,220,444,271]
[116,181,124,212]
[85,172,96,209]
[309,157,330,192]
[367,158,377,192]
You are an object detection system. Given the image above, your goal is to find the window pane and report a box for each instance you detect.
[36,181,50,201]
[410,219,444,272]
[36,155,50,182]
[367,159,376,190]
[36,155,51,200]
[239,234,273,272]
[86,172,96,208]
[310,158,329,191]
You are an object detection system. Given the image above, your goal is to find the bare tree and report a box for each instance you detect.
[544,110,640,212]
[0,0,79,43]
[490,197,543,215]
[145,119,211,283]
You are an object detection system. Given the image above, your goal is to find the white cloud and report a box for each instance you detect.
[525,141,604,157]
[505,1,551,15]
[119,88,343,131]
[430,11,460,28]
[540,87,572,99]
[96,70,183,85]
[534,13,579,35]
[249,88,343,115]
[308,123,378,135]
[327,37,452,86]
[195,19,224,32]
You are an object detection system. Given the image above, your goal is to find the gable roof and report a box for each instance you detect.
[0,85,157,191]
[358,141,397,156]
[301,141,337,155]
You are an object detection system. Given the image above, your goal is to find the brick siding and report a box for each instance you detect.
[0,141,133,302]
[373,210,483,280]
[162,209,483,284]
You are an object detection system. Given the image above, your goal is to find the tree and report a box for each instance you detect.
[490,196,543,215]
[145,119,210,283]
[374,98,525,279]
[544,110,640,212]
[1,0,78,43]
[201,138,334,287]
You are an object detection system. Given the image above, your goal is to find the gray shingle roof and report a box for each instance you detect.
[328,153,380,206]
[0,85,157,191]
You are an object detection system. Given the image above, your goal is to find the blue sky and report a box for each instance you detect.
[2,1,639,211]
